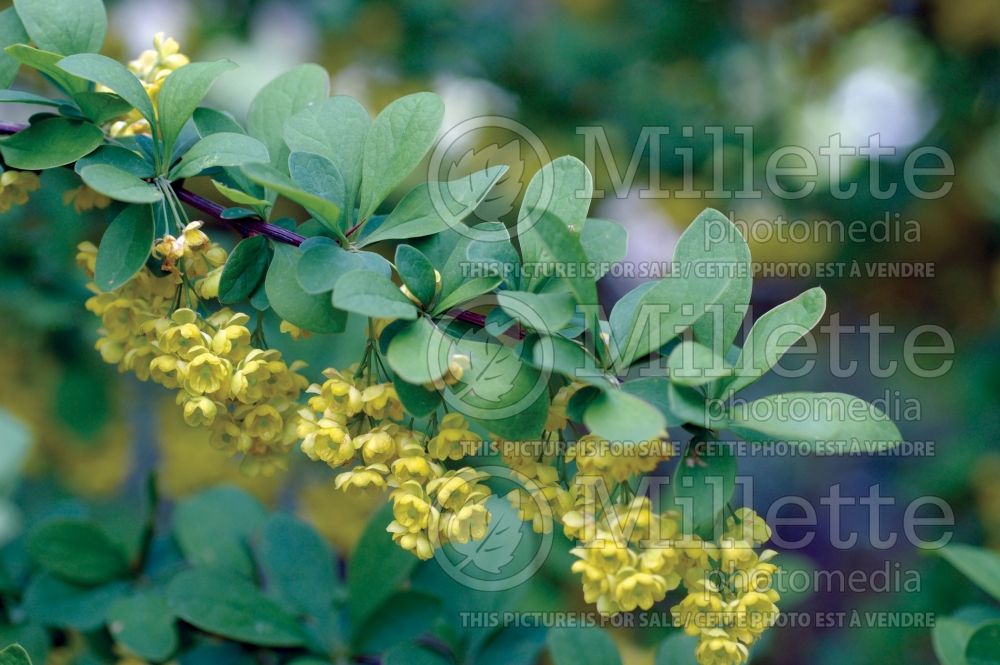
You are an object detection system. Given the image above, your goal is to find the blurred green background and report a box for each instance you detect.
[1,0,999,663]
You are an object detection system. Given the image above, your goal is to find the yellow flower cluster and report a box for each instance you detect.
[298,369,494,560]
[78,227,307,475]
[108,33,189,137]
[670,513,781,665]
[0,170,40,213]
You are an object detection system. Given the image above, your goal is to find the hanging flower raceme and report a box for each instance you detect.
[297,365,498,560]
[77,229,307,476]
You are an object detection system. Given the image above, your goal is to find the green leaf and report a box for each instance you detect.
[76,145,154,178]
[288,151,347,222]
[242,162,341,232]
[13,0,106,55]
[157,60,237,157]
[257,514,337,617]
[27,518,128,585]
[359,91,444,219]
[0,645,30,665]
[107,592,178,662]
[0,117,102,170]
[430,276,502,316]
[450,496,522,576]
[172,486,267,578]
[4,44,85,94]
[80,164,162,204]
[212,179,269,210]
[967,622,1000,665]
[395,244,437,307]
[669,439,737,533]
[939,545,1000,604]
[530,334,609,389]
[247,64,329,173]
[466,221,520,288]
[674,209,752,354]
[359,166,507,246]
[385,317,450,385]
[353,591,441,653]
[296,239,391,295]
[265,243,348,334]
[170,133,269,179]
[166,568,306,647]
[579,217,627,280]
[0,9,28,89]
[332,270,418,320]
[193,107,245,136]
[0,90,55,107]
[383,644,452,665]
[517,156,593,289]
[443,334,549,440]
[24,573,127,630]
[582,388,666,442]
[667,341,733,387]
[94,205,154,292]
[0,626,45,665]
[547,627,622,665]
[723,287,827,395]
[348,504,418,633]
[218,235,270,304]
[724,392,903,453]
[497,291,576,334]
[934,617,975,665]
[654,633,699,665]
[284,95,369,223]
[520,209,597,309]
[608,267,730,372]
[392,374,442,417]
[73,90,133,124]
[57,53,154,123]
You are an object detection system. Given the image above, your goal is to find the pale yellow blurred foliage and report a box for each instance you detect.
[298,478,380,555]
[156,397,282,505]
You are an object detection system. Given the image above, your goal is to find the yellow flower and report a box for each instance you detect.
[240,404,284,443]
[427,413,481,461]
[672,580,725,637]
[387,520,437,560]
[724,508,772,545]
[334,464,389,494]
[298,412,354,467]
[390,481,435,532]
[355,426,397,465]
[613,567,668,611]
[183,351,231,396]
[442,502,490,543]
[360,383,404,420]
[63,185,111,212]
[0,170,40,212]
[315,369,363,416]
[279,320,310,340]
[181,396,218,427]
[693,629,749,665]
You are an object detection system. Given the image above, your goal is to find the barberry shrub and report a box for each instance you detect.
[0,1,904,664]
